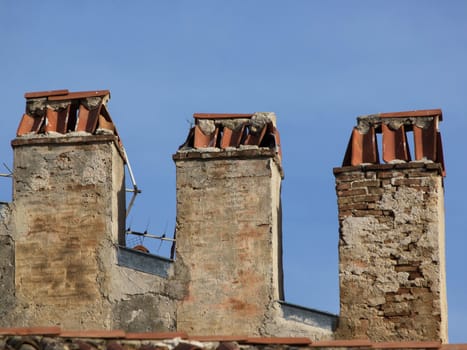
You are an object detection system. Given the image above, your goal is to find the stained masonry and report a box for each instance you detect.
[0,90,449,342]
[334,163,447,342]
[334,110,447,342]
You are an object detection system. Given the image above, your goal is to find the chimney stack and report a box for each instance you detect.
[334,110,447,342]
[10,90,126,329]
[173,113,284,335]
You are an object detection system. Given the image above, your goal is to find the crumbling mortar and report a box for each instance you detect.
[356,115,435,133]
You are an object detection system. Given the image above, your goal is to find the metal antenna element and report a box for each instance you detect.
[125,229,176,242]
[0,163,13,178]
[122,147,141,218]
[157,222,168,253]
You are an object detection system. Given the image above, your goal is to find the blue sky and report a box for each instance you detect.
[1,1,466,342]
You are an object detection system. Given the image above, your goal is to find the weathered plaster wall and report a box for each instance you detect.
[173,150,284,335]
[262,301,335,340]
[334,163,447,342]
[10,136,124,328]
[0,204,15,321]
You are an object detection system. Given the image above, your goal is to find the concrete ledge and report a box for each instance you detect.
[11,134,126,162]
[173,147,278,160]
[11,134,118,147]
[278,301,338,332]
[117,246,173,278]
[333,162,443,176]
[173,148,284,178]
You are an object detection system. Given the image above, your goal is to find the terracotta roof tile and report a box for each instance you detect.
[244,337,312,345]
[188,336,248,342]
[16,113,44,136]
[59,330,126,338]
[0,326,62,335]
[374,341,441,349]
[441,345,467,350]
[311,339,372,347]
[48,90,110,101]
[125,332,188,340]
[24,89,69,99]
[378,109,442,121]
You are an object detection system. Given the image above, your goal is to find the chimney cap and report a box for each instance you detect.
[16,89,119,142]
[342,108,445,176]
[178,112,281,160]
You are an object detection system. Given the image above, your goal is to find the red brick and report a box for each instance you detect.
[352,194,381,203]
[336,182,352,190]
[392,178,423,186]
[377,171,402,179]
[353,210,383,217]
[339,203,369,211]
[339,210,352,218]
[336,172,366,181]
[364,171,377,179]
[351,180,381,188]
[338,188,368,197]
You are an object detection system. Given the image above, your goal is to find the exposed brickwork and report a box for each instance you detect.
[334,162,447,342]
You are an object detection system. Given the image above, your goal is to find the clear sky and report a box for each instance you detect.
[1,0,466,342]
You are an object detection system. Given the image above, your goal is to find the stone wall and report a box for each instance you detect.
[334,162,447,342]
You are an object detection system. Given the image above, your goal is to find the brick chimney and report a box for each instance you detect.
[173,113,284,335]
[334,110,447,342]
[9,90,126,328]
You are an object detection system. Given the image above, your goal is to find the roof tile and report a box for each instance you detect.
[59,330,126,338]
[188,336,248,342]
[125,332,188,340]
[374,341,441,349]
[311,339,372,347]
[0,326,62,335]
[244,337,312,345]
[24,89,69,99]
